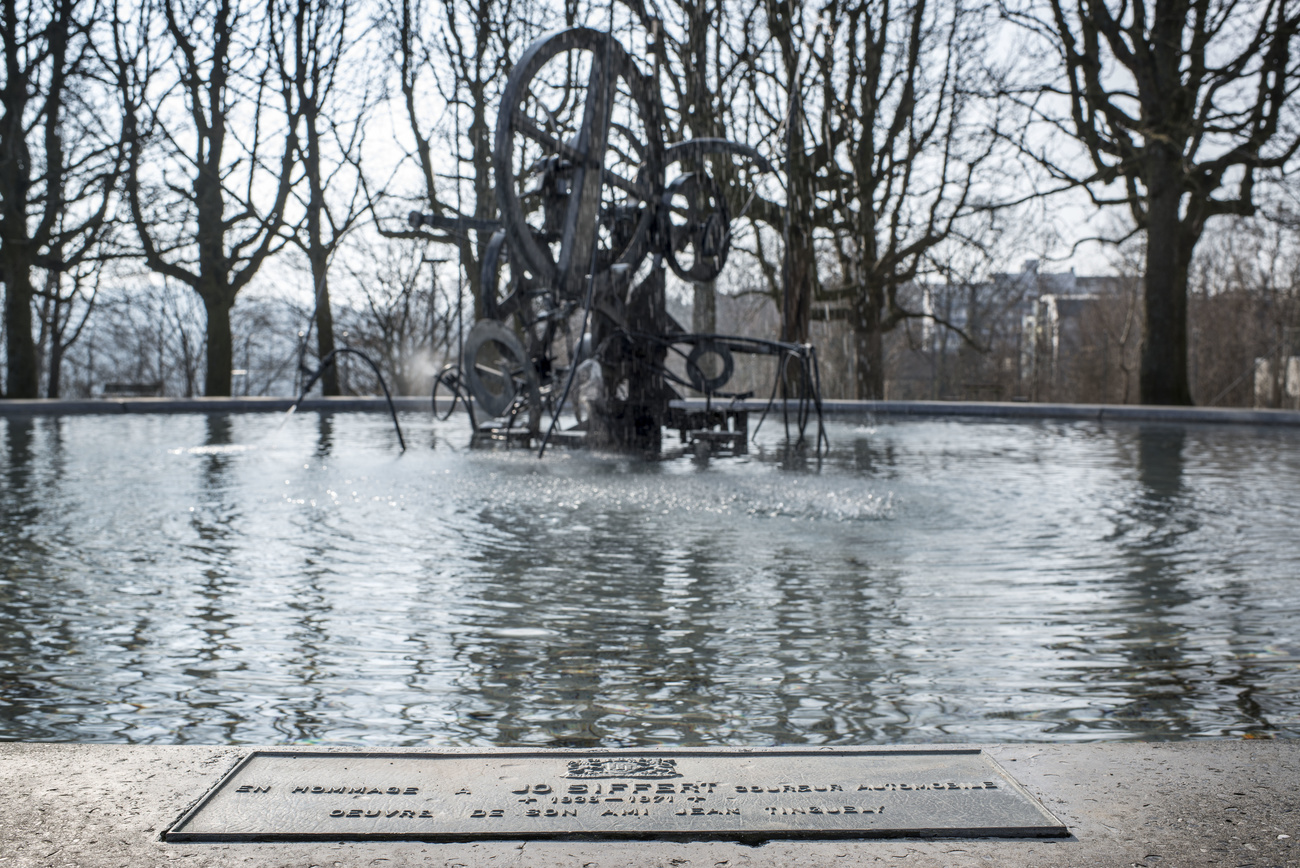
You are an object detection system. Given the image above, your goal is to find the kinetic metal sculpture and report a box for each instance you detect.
[412,26,825,455]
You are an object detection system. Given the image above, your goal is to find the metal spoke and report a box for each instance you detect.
[601,169,648,201]
[512,112,589,165]
[513,111,650,202]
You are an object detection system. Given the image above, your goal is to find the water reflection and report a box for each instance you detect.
[177,413,244,742]
[1083,426,1196,738]
[2,418,37,528]
[273,546,335,744]
[315,413,334,458]
[0,413,1297,745]
[1136,425,1185,500]
[847,435,896,476]
[0,418,74,740]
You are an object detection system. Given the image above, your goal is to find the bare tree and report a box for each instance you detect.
[1,0,118,398]
[229,291,301,394]
[1007,0,1300,404]
[713,0,821,350]
[703,0,1006,397]
[113,0,299,396]
[36,257,98,396]
[658,0,820,356]
[338,236,447,394]
[271,0,370,396]
[61,272,205,396]
[623,0,762,336]
[811,0,1005,398]
[1188,213,1300,407]
[378,0,541,320]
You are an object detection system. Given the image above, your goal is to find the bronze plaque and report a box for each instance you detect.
[165,748,1066,842]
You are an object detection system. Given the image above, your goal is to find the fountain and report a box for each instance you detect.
[409,27,825,457]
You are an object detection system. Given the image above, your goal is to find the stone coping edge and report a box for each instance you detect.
[0,741,1296,867]
[671,398,1300,426]
[0,395,1297,427]
[0,396,436,415]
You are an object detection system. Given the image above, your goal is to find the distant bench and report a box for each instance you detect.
[102,382,163,397]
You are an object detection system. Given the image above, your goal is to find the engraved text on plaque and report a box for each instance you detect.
[165,749,1067,842]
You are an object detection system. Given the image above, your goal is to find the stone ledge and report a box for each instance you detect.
[670,398,1300,427]
[0,741,1295,867]
[2,396,1299,427]
[0,396,436,416]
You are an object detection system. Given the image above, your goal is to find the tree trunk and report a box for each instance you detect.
[315,279,339,395]
[468,78,493,323]
[0,68,36,398]
[47,338,63,398]
[202,294,233,396]
[1140,159,1193,406]
[46,294,64,398]
[303,101,339,396]
[2,261,37,398]
[852,291,884,399]
[308,198,339,395]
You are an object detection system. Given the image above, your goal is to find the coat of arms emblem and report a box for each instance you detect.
[563,757,682,779]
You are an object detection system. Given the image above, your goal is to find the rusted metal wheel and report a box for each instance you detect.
[462,319,540,419]
[659,139,773,283]
[664,171,731,283]
[494,27,665,301]
[685,339,735,394]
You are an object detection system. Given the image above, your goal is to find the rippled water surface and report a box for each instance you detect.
[1,411,1298,745]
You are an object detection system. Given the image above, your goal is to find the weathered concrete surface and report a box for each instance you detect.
[0,742,1295,867]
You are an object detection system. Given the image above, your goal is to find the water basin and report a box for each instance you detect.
[0,411,1297,745]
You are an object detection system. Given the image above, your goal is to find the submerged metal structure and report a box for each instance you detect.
[413,26,824,456]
